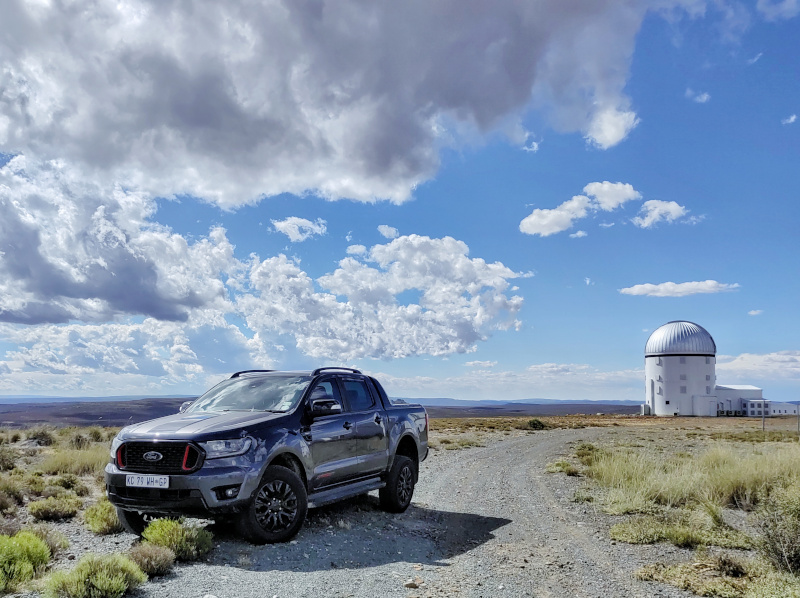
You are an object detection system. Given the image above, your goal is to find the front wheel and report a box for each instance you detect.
[379,456,416,513]
[237,466,308,544]
[116,508,154,536]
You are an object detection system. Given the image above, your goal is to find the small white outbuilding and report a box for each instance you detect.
[641,321,796,417]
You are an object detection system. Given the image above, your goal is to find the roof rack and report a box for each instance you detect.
[230,369,276,378]
[312,367,362,376]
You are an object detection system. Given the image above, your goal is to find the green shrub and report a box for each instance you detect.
[24,524,69,557]
[84,499,123,535]
[26,426,56,447]
[40,446,110,476]
[28,494,82,521]
[52,473,91,497]
[546,460,579,476]
[68,433,91,450]
[0,476,25,505]
[0,491,16,515]
[142,518,213,562]
[756,484,800,574]
[527,418,548,430]
[44,553,146,598]
[41,485,69,499]
[128,543,175,577]
[86,427,106,443]
[0,530,51,592]
[0,446,16,471]
[9,432,21,444]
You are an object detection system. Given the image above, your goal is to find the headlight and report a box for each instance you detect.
[198,438,252,459]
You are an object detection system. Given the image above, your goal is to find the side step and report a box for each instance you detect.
[307,477,385,508]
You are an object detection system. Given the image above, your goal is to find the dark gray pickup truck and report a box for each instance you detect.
[105,367,428,543]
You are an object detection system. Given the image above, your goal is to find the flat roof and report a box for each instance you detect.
[715,384,762,391]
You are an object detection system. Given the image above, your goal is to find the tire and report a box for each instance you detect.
[236,465,308,544]
[379,455,416,513]
[116,508,152,536]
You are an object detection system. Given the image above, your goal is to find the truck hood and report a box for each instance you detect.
[119,410,288,440]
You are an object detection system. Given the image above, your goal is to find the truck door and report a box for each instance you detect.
[305,379,361,490]
[340,377,389,477]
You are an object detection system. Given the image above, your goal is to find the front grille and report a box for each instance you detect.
[118,442,203,474]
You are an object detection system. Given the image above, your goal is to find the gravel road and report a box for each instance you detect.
[20,427,697,598]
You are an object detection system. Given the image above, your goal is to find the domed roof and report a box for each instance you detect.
[645,321,716,357]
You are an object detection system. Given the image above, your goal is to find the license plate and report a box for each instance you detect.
[126,474,169,489]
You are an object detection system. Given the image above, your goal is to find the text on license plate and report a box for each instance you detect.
[126,474,169,489]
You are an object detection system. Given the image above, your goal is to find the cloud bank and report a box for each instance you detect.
[0,0,716,207]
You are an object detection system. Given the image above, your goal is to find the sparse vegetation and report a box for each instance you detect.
[25,426,57,447]
[0,530,51,593]
[128,543,175,577]
[546,460,579,476]
[84,499,124,535]
[755,483,800,574]
[25,524,69,557]
[141,518,213,562]
[28,494,83,521]
[39,446,110,476]
[0,446,16,471]
[44,553,147,598]
[610,510,752,549]
[51,473,91,497]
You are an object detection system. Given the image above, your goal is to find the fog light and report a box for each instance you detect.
[213,484,241,500]
[225,487,239,498]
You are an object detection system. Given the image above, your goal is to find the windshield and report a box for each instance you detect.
[188,375,312,413]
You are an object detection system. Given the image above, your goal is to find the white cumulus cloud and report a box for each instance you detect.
[570,230,588,238]
[632,200,688,228]
[378,225,399,239]
[748,309,763,316]
[782,114,797,125]
[619,280,741,297]
[757,0,800,21]
[685,88,711,103]
[272,217,327,242]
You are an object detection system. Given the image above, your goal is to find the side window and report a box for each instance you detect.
[308,380,343,405]
[341,379,375,412]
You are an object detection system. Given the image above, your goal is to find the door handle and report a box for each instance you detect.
[343,421,353,430]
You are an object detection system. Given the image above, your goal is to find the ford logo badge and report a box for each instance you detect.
[143,451,163,462]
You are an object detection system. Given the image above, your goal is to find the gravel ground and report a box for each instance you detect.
[16,427,697,598]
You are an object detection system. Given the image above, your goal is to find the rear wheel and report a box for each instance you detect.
[379,456,416,513]
[237,466,307,544]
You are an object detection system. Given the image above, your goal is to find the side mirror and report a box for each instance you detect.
[179,401,195,413]
[310,398,343,417]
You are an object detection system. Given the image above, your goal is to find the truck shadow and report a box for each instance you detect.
[205,494,512,572]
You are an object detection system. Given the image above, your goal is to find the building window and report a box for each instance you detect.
[757,410,762,415]
[680,374,687,381]
[665,400,670,405]
[680,357,686,364]
[757,402,762,408]
[706,375,711,381]
[680,386,687,394]
[657,357,662,366]
[658,387,663,395]
[706,386,711,395]
[706,357,711,364]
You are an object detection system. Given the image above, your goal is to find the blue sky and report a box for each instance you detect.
[0,1,798,402]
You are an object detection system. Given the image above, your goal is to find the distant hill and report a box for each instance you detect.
[397,397,641,407]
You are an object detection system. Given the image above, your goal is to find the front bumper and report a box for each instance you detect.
[105,461,261,516]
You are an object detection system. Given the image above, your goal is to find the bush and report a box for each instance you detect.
[44,553,146,598]
[527,418,548,430]
[546,460,579,476]
[52,473,91,497]
[142,518,213,562]
[86,427,106,443]
[84,499,124,535]
[9,432,21,444]
[28,494,82,521]
[40,446,110,476]
[756,484,800,574]
[0,530,51,592]
[0,446,16,471]
[0,518,22,537]
[128,543,175,577]
[24,524,69,557]
[26,426,56,447]
[0,476,25,505]
[68,433,91,450]
[0,491,16,515]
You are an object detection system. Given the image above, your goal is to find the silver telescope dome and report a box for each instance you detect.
[645,321,716,357]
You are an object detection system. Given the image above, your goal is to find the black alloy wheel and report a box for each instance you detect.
[237,465,307,544]
[379,455,416,513]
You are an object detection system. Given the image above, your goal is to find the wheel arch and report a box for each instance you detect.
[267,452,308,489]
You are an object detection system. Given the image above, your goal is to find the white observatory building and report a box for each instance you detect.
[642,320,796,417]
